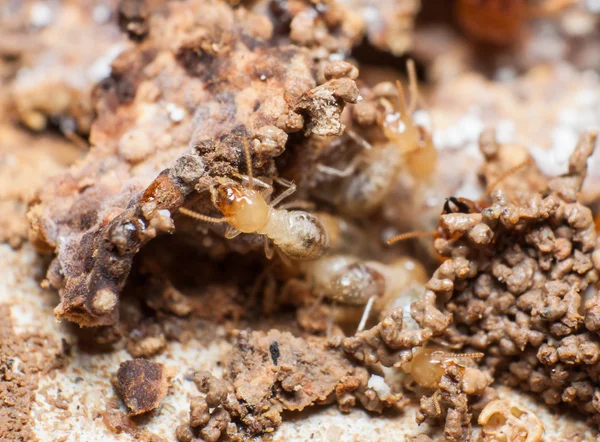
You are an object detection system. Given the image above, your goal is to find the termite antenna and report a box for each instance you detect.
[387,230,436,245]
[347,129,373,150]
[243,138,254,190]
[480,157,533,202]
[395,80,408,117]
[179,207,229,223]
[406,59,418,115]
[445,352,485,360]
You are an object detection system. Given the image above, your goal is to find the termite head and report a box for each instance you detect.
[381,107,420,150]
[405,348,447,389]
[442,196,478,215]
[376,61,437,179]
[214,181,269,233]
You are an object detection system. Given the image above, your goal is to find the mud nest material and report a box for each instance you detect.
[27,0,364,327]
[176,329,405,441]
[351,131,600,432]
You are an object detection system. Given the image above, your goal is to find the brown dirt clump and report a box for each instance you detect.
[429,132,600,421]
[177,329,405,440]
[343,131,600,438]
[415,358,494,442]
[116,359,169,415]
[0,305,67,441]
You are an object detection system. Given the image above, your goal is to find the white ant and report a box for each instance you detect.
[178,139,331,261]
[300,254,427,333]
[317,60,437,215]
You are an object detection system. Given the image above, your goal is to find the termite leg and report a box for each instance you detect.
[270,181,297,207]
[275,247,292,267]
[225,226,241,239]
[347,129,373,151]
[479,157,533,202]
[317,155,362,178]
[317,163,356,178]
[243,138,254,189]
[273,176,295,188]
[356,295,376,332]
[317,130,368,178]
[233,171,272,190]
[264,237,274,260]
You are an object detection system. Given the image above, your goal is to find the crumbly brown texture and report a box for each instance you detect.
[344,132,600,438]
[177,329,403,440]
[0,305,66,441]
[429,132,600,421]
[103,395,167,441]
[28,0,361,327]
[416,364,494,442]
[343,302,449,368]
[116,359,169,415]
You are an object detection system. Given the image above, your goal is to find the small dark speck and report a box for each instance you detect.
[269,341,280,365]
[74,376,84,383]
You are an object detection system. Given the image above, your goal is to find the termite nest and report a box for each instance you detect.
[3,0,600,441]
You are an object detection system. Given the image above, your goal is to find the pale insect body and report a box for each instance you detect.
[179,140,330,261]
[320,60,436,215]
[338,144,402,214]
[302,254,427,331]
[403,347,484,390]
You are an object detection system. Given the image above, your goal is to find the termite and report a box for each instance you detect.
[386,132,533,248]
[456,0,576,46]
[317,60,436,215]
[300,255,427,332]
[403,347,484,390]
[403,347,485,414]
[178,140,331,261]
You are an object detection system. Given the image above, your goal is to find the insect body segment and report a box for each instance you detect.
[178,140,331,261]
[321,60,437,216]
[215,183,270,233]
[302,255,427,332]
[405,347,485,389]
